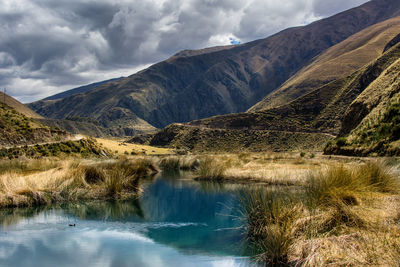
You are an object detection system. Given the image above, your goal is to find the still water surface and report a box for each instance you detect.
[0,174,260,267]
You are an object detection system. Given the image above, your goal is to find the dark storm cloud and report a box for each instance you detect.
[0,0,369,102]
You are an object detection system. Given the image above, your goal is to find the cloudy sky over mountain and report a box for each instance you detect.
[0,0,368,102]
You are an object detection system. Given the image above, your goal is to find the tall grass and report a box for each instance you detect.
[100,159,158,198]
[195,156,228,180]
[358,161,400,193]
[240,160,400,266]
[159,156,181,171]
[240,189,300,265]
[0,158,61,175]
[159,156,200,171]
[0,158,160,207]
[304,165,364,209]
[305,161,400,209]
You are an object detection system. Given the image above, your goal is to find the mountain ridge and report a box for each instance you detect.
[147,26,400,153]
[29,0,400,134]
[43,77,123,101]
[249,16,400,112]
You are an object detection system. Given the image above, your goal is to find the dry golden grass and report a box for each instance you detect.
[0,157,159,208]
[291,230,400,266]
[1,152,399,266]
[96,138,172,155]
[158,155,199,171]
[239,159,400,266]
[190,152,366,186]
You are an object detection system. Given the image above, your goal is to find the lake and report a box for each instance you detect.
[0,173,260,267]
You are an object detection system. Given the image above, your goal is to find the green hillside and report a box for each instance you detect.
[0,101,69,147]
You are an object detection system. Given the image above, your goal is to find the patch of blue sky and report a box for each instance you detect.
[229,37,241,45]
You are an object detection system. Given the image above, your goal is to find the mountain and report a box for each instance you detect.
[29,0,400,134]
[37,115,157,138]
[1,89,153,138]
[249,17,400,111]
[148,21,400,153]
[43,78,123,101]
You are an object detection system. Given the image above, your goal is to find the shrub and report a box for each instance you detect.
[336,137,347,147]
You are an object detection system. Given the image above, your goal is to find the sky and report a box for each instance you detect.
[0,0,369,103]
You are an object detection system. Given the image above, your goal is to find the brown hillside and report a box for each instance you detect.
[0,92,43,119]
[326,49,400,156]
[249,16,400,111]
[29,0,400,134]
[149,38,400,152]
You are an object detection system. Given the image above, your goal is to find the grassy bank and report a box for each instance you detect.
[96,138,172,156]
[159,152,365,186]
[240,160,400,266]
[0,157,159,208]
[1,151,399,266]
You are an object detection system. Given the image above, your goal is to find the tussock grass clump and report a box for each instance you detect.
[179,156,200,171]
[240,189,301,265]
[240,160,400,266]
[87,158,159,198]
[305,165,364,209]
[84,166,105,184]
[304,161,399,209]
[104,169,126,198]
[0,157,160,207]
[195,156,228,180]
[357,161,400,193]
[159,156,200,171]
[159,156,181,171]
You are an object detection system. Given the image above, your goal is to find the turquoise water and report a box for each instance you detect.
[0,174,259,267]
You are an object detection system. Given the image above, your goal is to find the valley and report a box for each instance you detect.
[1,0,400,266]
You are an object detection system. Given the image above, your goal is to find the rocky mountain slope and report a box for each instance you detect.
[38,114,157,138]
[43,78,123,101]
[148,24,400,153]
[249,17,400,111]
[325,48,400,156]
[29,0,400,134]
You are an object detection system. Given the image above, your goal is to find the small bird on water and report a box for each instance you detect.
[69,224,76,227]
